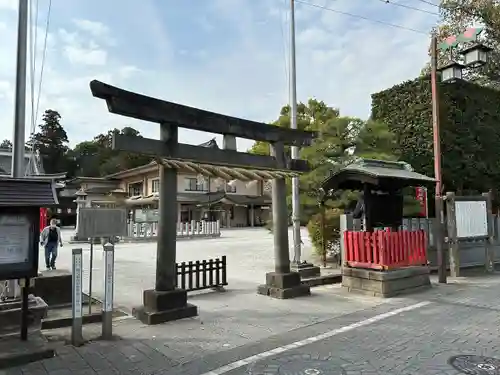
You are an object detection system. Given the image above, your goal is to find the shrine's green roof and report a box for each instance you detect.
[321,159,434,191]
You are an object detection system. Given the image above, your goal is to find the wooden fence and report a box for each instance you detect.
[175,256,227,292]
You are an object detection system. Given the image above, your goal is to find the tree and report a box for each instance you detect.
[421,0,500,87]
[252,99,403,221]
[299,116,399,217]
[30,109,71,174]
[72,127,152,177]
[0,139,12,150]
[248,99,340,155]
[371,76,500,195]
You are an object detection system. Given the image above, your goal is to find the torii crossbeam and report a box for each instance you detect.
[90,80,315,324]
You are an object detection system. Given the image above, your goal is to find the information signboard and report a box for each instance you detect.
[455,200,488,238]
[0,208,39,281]
[0,214,30,265]
[78,208,128,238]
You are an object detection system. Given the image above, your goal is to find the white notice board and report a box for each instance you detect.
[0,214,30,265]
[455,200,488,238]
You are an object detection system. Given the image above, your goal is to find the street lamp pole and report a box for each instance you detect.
[430,31,447,284]
[289,0,302,265]
[430,26,490,283]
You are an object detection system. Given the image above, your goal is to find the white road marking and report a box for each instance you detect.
[201,301,431,375]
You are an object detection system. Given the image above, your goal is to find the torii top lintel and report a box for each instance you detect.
[90,80,316,147]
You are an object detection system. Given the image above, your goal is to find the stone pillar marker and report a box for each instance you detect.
[89,79,315,323]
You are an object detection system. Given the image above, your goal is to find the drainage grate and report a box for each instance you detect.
[449,355,500,374]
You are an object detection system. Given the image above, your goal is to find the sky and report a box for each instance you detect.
[0,0,439,151]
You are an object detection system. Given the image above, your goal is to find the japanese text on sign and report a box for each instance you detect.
[0,215,30,265]
[73,252,83,318]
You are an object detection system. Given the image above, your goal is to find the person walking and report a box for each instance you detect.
[40,219,63,270]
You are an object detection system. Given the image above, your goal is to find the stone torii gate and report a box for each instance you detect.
[90,80,315,325]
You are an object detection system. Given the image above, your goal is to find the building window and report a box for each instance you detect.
[152,179,160,193]
[216,182,237,193]
[128,182,143,196]
[184,177,207,191]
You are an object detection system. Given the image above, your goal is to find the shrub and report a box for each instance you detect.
[307,208,342,256]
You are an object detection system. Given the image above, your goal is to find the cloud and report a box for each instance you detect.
[73,19,109,38]
[64,44,107,66]
[0,0,437,153]
[0,0,15,11]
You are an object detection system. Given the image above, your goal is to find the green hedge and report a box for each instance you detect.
[307,208,342,256]
[371,77,500,195]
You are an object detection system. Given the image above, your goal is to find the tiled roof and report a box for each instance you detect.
[322,159,434,191]
[0,178,58,206]
[197,138,219,149]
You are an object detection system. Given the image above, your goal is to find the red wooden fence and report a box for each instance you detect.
[344,229,427,270]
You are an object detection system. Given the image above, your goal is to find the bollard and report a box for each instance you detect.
[71,248,83,346]
[102,243,115,340]
[216,220,220,235]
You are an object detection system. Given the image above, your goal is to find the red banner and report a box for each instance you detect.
[415,187,427,217]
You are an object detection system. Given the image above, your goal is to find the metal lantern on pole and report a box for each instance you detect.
[431,26,492,284]
[438,61,465,82]
[460,43,493,68]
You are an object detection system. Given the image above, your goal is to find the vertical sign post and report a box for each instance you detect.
[72,248,83,346]
[102,242,114,340]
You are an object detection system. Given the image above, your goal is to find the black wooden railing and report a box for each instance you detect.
[175,256,227,292]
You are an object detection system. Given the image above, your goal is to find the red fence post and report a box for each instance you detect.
[364,232,372,264]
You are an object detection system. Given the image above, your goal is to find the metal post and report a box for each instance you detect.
[289,0,301,265]
[156,123,178,291]
[271,142,291,274]
[102,243,114,340]
[430,31,447,283]
[71,248,83,346]
[12,0,28,178]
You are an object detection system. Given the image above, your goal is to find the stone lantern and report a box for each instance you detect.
[71,189,88,241]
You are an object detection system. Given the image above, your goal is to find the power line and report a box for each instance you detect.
[34,0,52,128]
[412,0,440,7]
[295,0,429,34]
[26,0,52,176]
[378,0,439,16]
[278,0,289,104]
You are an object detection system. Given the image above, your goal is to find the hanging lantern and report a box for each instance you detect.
[438,61,465,82]
[459,42,492,68]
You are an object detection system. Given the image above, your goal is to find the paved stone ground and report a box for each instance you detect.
[3,273,500,374]
[19,228,500,374]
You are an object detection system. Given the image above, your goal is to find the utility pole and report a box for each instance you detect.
[289,0,302,265]
[430,31,447,284]
[12,0,29,178]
